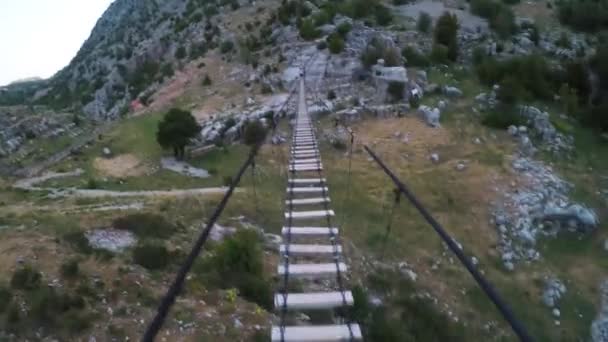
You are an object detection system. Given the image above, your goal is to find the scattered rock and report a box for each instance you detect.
[419,105,441,127]
[430,153,440,163]
[542,277,567,308]
[443,86,463,98]
[86,229,137,253]
[102,147,112,157]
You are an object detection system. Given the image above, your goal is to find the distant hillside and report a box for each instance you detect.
[0,0,238,119]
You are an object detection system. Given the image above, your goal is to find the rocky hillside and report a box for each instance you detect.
[11,0,241,120]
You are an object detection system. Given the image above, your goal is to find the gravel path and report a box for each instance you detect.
[13,169,235,198]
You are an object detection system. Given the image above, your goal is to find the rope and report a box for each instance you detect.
[363,145,535,342]
[380,188,400,261]
[141,146,260,342]
[339,129,355,234]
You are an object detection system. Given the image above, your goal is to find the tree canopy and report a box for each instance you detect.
[156,108,201,159]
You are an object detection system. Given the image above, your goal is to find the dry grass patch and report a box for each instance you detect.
[93,154,149,178]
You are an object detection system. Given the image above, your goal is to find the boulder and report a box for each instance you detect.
[542,278,567,308]
[419,105,441,127]
[443,86,463,98]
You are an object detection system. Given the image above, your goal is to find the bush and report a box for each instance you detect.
[355,271,467,341]
[133,243,170,270]
[63,231,94,254]
[299,19,320,40]
[86,178,98,189]
[317,41,327,50]
[220,40,235,53]
[202,74,212,86]
[430,44,450,64]
[0,286,12,312]
[11,265,42,290]
[327,33,345,54]
[482,106,525,129]
[361,36,404,68]
[197,230,272,309]
[558,0,608,32]
[417,12,432,33]
[243,120,268,146]
[387,81,405,102]
[175,46,187,59]
[470,0,516,38]
[60,259,80,279]
[113,213,176,239]
[434,12,459,61]
[337,22,352,37]
[402,46,430,67]
[475,54,556,101]
[374,4,393,26]
[328,90,337,100]
[496,76,524,105]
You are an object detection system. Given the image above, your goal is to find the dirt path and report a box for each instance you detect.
[13,169,236,199]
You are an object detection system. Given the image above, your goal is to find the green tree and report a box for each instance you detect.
[434,12,459,61]
[417,12,432,33]
[243,120,268,146]
[156,108,201,159]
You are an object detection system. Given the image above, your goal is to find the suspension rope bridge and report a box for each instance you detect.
[142,70,533,341]
[272,78,362,341]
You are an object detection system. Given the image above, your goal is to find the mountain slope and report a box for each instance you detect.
[25,0,235,120]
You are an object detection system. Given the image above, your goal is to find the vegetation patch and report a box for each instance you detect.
[195,230,272,309]
[132,242,171,270]
[353,270,467,341]
[113,213,177,239]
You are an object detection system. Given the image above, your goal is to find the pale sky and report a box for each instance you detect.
[0,0,114,86]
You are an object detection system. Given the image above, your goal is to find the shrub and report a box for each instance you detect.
[60,258,80,279]
[161,63,174,78]
[133,243,170,270]
[387,81,405,102]
[220,40,235,53]
[197,230,272,309]
[113,213,176,239]
[327,33,345,54]
[299,19,320,40]
[374,4,393,26]
[558,0,608,32]
[482,106,525,129]
[243,120,268,146]
[63,231,93,254]
[11,265,42,290]
[434,12,459,61]
[430,44,450,64]
[202,74,212,86]
[402,46,430,67]
[417,12,432,33]
[355,271,467,341]
[0,286,11,312]
[317,41,328,50]
[175,46,187,59]
[328,90,337,100]
[361,37,403,68]
[223,176,233,187]
[556,32,571,48]
[337,22,352,37]
[86,178,98,189]
[470,0,516,38]
[496,76,524,105]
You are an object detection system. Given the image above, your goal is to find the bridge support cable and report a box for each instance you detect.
[141,147,260,342]
[363,145,534,342]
